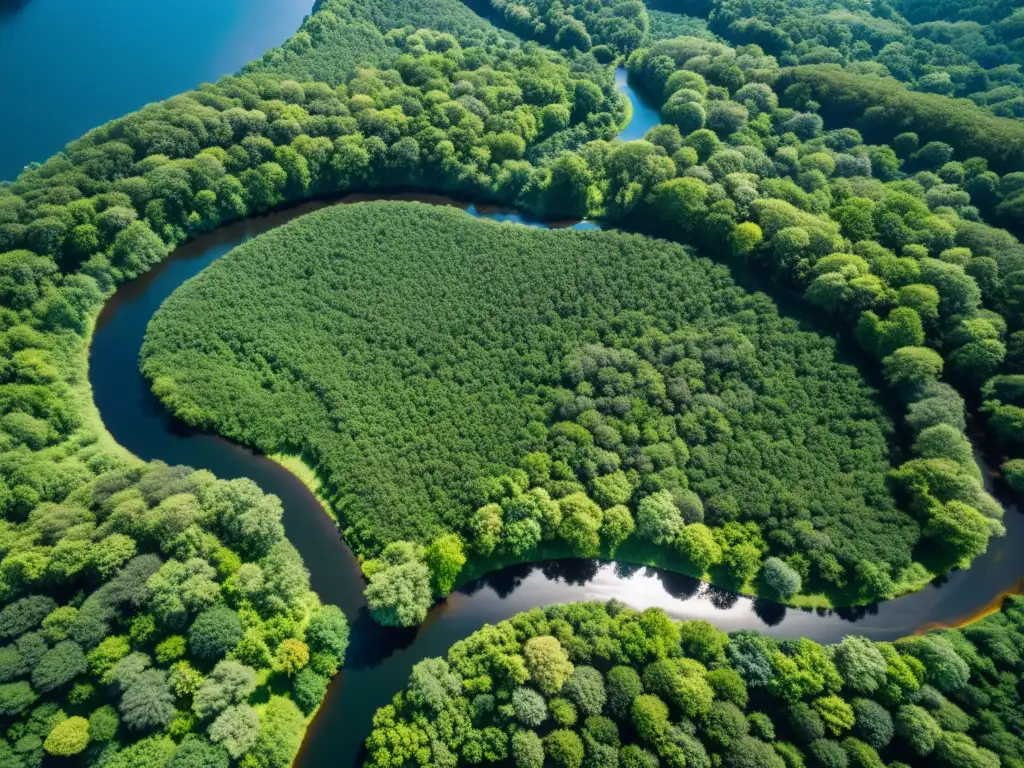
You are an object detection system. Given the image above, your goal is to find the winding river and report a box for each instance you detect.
[88,71,1024,766]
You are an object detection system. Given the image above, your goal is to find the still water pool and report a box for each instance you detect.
[0,0,311,179]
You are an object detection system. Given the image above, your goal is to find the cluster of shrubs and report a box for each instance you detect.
[364,597,1024,768]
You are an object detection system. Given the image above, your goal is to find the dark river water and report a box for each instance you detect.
[86,71,1024,766]
[0,0,312,181]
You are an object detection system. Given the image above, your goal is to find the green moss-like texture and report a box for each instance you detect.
[142,201,907,606]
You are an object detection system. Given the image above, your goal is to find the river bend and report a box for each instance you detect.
[88,72,1024,767]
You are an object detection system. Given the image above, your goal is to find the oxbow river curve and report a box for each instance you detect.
[87,70,1024,767]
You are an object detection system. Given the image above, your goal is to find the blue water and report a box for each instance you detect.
[0,0,312,181]
[616,66,662,142]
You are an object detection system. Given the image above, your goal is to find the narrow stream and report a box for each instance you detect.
[87,71,1024,766]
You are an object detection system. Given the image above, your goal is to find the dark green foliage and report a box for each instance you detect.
[118,669,175,731]
[31,641,85,693]
[188,606,243,660]
[851,699,893,750]
[166,736,230,768]
[0,597,55,640]
[142,202,908,596]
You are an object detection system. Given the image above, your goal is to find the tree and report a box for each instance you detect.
[512,687,548,727]
[606,666,643,719]
[636,490,684,546]
[833,636,887,695]
[119,668,175,731]
[950,340,1006,388]
[43,716,89,756]
[305,604,349,660]
[904,635,970,693]
[365,560,432,628]
[32,640,86,693]
[557,493,603,557]
[193,660,257,719]
[894,704,941,755]
[544,154,593,219]
[203,478,284,559]
[851,699,893,750]
[723,736,786,768]
[209,704,260,759]
[730,222,763,257]
[923,500,991,567]
[563,666,605,716]
[1003,459,1024,492]
[189,606,243,660]
[706,700,749,748]
[470,504,503,556]
[621,744,660,768]
[243,696,305,768]
[643,658,714,719]
[632,694,670,743]
[407,658,461,713]
[550,697,577,727]
[933,732,1000,768]
[166,736,230,768]
[601,505,635,551]
[813,695,856,737]
[275,639,309,676]
[809,739,848,768]
[512,730,545,768]
[110,221,169,278]
[591,471,632,508]
[168,660,204,698]
[676,523,722,572]
[523,636,574,696]
[0,596,56,639]
[919,259,981,319]
[88,705,119,742]
[882,347,944,387]
[0,684,37,720]
[760,558,801,600]
[424,534,466,596]
[292,668,329,715]
[647,178,709,238]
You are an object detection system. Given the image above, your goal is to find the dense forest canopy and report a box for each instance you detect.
[141,201,911,612]
[0,0,1021,761]
[363,598,1024,768]
[0,0,1020,631]
[475,0,1024,119]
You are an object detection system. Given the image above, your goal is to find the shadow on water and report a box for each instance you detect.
[0,0,28,18]
[88,71,1024,767]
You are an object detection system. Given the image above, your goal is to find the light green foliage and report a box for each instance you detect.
[42,716,89,756]
[366,599,1024,768]
[424,534,466,597]
[523,636,573,696]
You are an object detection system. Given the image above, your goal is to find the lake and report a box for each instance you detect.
[0,0,311,180]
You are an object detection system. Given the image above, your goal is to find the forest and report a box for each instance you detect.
[140,201,910,619]
[0,0,1020,762]
[363,598,1024,768]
